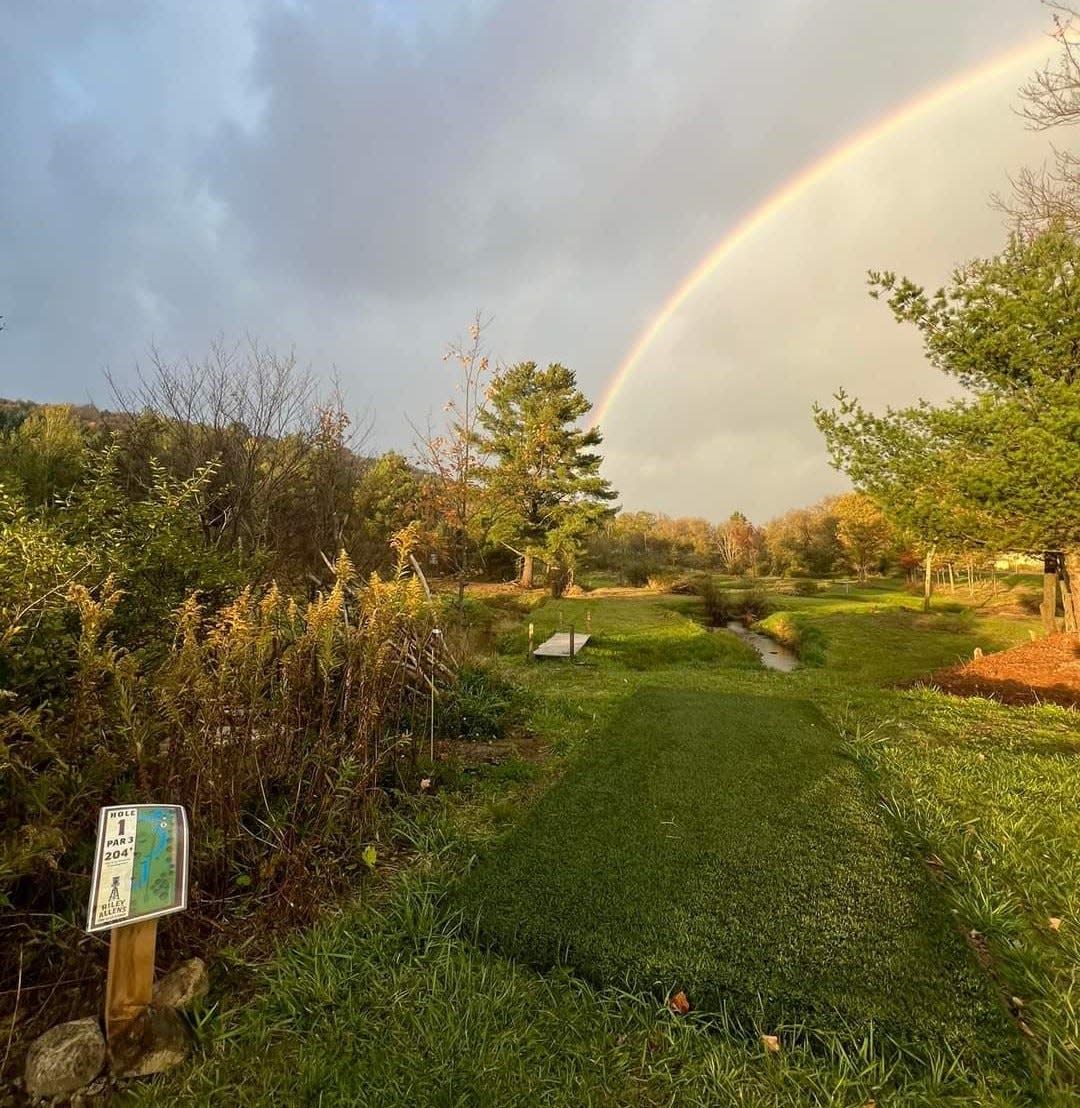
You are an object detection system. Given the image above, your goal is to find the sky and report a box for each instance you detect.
[0,1,1064,522]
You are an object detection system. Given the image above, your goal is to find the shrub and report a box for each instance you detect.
[700,580,775,626]
[772,578,823,597]
[438,665,524,742]
[1,542,440,1042]
[623,558,660,587]
[791,579,821,596]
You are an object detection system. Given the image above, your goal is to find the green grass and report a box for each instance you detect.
[133,874,1028,1107]
[836,694,1080,1094]
[131,577,1080,1106]
[459,686,1020,1073]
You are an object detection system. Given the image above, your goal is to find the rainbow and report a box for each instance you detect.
[593,35,1053,427]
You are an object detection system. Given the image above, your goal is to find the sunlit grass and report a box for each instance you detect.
[459,687,1021,1075]
[130,577,1080,1105]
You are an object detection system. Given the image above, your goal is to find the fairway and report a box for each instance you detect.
[460,685,1018,1066]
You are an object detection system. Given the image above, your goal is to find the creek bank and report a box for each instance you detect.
[722,620,798,672]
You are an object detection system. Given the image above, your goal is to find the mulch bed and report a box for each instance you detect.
[907,633,1080,708]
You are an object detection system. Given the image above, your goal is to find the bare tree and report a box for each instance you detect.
[109,338,368,571]
[996,5,1080,234]
[412,315,492,607]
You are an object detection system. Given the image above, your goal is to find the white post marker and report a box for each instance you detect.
[87,805,189,1041]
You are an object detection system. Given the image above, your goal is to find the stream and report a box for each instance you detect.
[722,620,798,672]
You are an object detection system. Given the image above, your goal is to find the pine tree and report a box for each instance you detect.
[479,362,617,590]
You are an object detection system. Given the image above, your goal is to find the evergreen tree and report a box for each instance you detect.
[816,225,1080,625]
[479,361,617,589]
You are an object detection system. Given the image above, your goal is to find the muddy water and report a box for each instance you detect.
[723,620,798,672]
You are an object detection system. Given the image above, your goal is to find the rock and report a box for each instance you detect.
[109,1006,190,1078]
[152,957,209,1010]
[24,1017,106,1099]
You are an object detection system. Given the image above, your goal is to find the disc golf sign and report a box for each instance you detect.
[87,805,189,933]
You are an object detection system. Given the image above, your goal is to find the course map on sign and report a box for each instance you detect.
[87,805,189,932]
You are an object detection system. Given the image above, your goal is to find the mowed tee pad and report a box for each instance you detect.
[87,805,189,932]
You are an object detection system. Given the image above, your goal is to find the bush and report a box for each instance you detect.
[772,579,823,597]
[623,558,660,587]
[791,579,821,596]
[438,665,524,742]
[1,545,440,1045]
[700,580,775,626]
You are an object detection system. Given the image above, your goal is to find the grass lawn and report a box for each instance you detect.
[132,580,1079,1106]
[459,686,1019,1068]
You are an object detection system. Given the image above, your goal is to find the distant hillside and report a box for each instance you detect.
[0,397,125,433]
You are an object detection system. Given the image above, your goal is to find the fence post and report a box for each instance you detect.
[528,622,534,661]
[569,623,575,659]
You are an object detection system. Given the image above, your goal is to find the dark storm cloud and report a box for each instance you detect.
[0,1,1057,516]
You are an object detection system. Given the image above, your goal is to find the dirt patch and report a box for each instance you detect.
[906,633,1080,708]
[446,729,548,767]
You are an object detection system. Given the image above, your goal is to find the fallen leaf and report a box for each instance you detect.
[1011,995,1025,1010]
[761,1034,780,1053]
[668,991,690,1015]
[420,777,432,790]
[1048,917,1062,931]
[361,844,377,870]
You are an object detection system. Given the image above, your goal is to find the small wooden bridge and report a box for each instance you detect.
[533,631,590,659]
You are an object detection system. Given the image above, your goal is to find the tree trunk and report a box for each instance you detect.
[923,546,935,613]
[1042,552,1060,636]
[550,563,569,598]
[520,551,534,590]
[1062,551,1080,635]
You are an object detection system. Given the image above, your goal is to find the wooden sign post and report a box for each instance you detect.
[87,805,189,1043]
[569,624,575,659]
[528,622,534,660]
[105,919,157,1041]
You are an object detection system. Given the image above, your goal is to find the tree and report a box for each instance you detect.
[816,225,1080,626]
[832,492,892,581]
[413,316,492,606]
[0,405,86,507]
[715,512,759,574]
[110,339,337,556]
[998,4,1080,235]
[351,451,423,570]
[478,361,617,590]
[761,500,842,578]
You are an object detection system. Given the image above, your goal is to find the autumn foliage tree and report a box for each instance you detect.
[833,492,893,581]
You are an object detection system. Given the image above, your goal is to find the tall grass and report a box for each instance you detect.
[1,534,443,1059]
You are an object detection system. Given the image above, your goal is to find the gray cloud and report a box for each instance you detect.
[0,0,1058,518]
